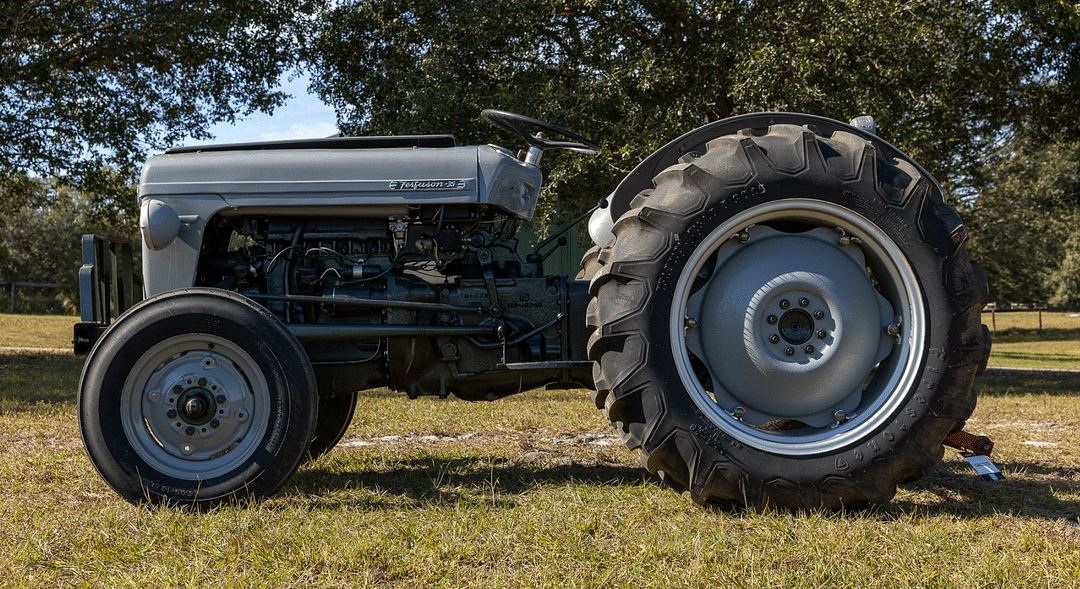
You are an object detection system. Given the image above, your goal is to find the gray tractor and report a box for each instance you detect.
[75,110,991,508]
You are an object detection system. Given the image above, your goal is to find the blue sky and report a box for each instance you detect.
[194,74,339,146]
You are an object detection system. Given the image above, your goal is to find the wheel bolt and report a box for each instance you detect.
[210,419,220,429]
[198,377,207,386]
[173,385,183,394]
[166,409,177,419]
[799,298,809,307]
[185,426,196,436]
[816,329,827,339]
[767,315,778,325]
[814,310,825,320]
[805,345,815,354]
[779,299,790,309]
[784,347,795,356]
[769,334,780,344]
[216,395,227,404]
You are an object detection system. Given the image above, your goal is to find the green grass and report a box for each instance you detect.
[2,347,1080,588]
[0,314,78,349]
[982,311,1080,370]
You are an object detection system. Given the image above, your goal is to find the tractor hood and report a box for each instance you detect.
[138,136,542,220]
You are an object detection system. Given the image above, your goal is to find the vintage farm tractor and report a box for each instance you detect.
[75,110,991,508]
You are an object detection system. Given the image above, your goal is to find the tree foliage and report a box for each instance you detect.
[964,139,1080,305]
[1,0,324,197]
[0,176,138,313]
[307,0,1073,212]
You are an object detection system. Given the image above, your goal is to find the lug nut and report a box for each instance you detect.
[805,345,815,354]
[185,426,196,436]
[767,315,778,325]
[173,385,183,394]
[814,310,825,320]
[816,329,827,339]
[166,409,177,419]
[779,299,790,309]
[799,298,810,307]
[198,377,207,386]
[769,334,780,344]
[210,419,220,429]
[216,395,227,404]
[784,347,795,356]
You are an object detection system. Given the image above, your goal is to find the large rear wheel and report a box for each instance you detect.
[587,122,990,508]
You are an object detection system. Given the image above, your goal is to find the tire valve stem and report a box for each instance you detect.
[734,230,750,243]
[732,406,746,420]
[685,316,698,329]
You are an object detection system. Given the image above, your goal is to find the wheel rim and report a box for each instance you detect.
[120,334,270,480]
[671,199,925,455]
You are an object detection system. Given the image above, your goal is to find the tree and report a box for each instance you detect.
[1,0,326,202]
[964,139,1080,305]
[305,0,1069,219]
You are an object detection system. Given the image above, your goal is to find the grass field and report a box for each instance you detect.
[1,313,1079,586]
[0,314,78,349]
[984,311,1080,370]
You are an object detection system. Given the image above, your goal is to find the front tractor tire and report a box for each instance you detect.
[79,288,318,506]
[587,123,990,509]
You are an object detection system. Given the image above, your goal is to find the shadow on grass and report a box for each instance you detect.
[890,459,1080,522]
[288,455,654,510]
[989,327,1080,344]
[287,447,1080,522]
[975,369,1080,397]
[0,352,82,408]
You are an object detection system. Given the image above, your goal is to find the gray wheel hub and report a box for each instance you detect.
[686,226,895,427]
[121,334,269,480]
[671,199,925,455]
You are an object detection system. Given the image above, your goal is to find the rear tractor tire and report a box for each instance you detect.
[586,123,991,509]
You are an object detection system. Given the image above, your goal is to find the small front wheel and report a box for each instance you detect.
[79,288,318,506]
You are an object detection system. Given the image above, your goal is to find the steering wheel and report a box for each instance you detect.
[481,109,601,162]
